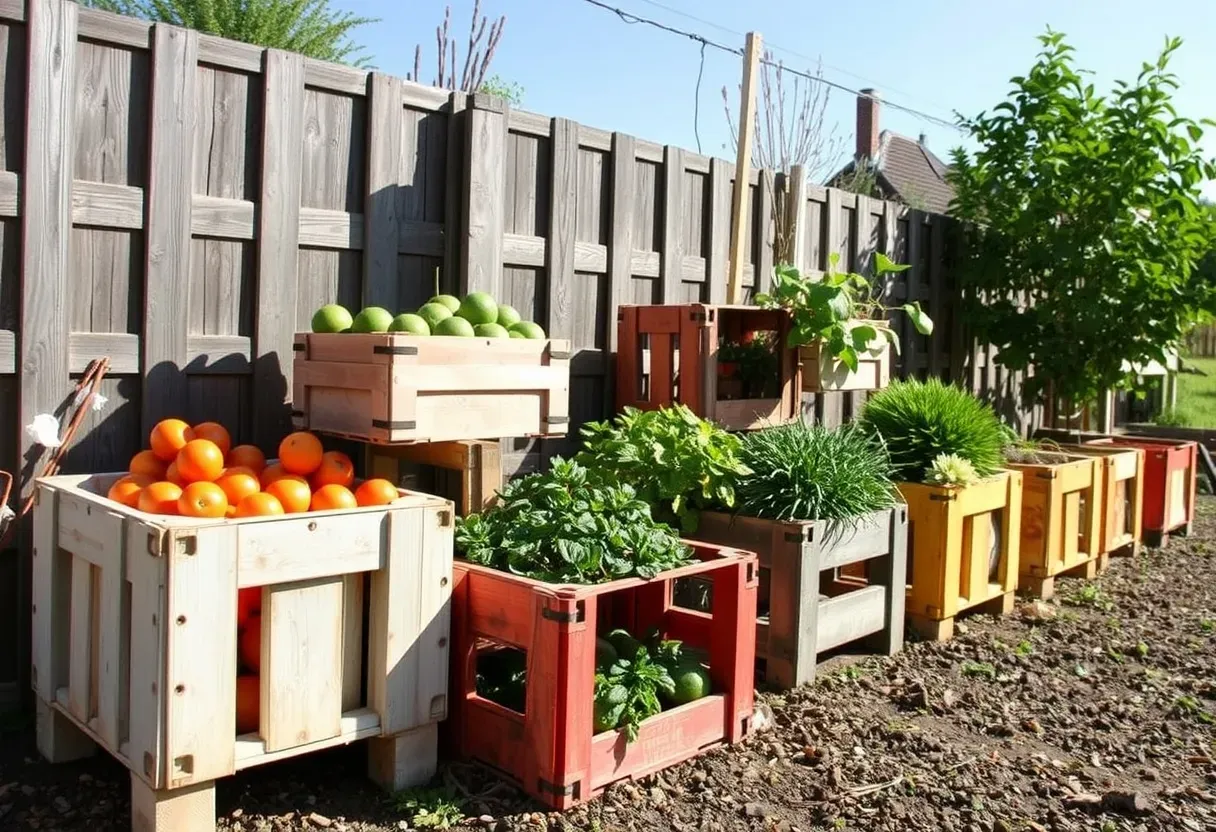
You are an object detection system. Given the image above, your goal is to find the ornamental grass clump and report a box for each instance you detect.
[736,422,896,524]
[576,405,751,533]
[455,458,690,585]
[859,378,1008,485]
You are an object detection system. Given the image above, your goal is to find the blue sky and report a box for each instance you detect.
[334,0,1216,192]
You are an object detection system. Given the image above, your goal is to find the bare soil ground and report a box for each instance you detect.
[3,500,1215,832]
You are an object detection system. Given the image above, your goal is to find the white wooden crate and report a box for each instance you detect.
[31,472,454,832]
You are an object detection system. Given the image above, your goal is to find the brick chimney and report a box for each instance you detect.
[856,88,880,161]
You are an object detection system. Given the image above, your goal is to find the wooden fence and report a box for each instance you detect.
[0,0,1039,706]
[1186,324,1216,358]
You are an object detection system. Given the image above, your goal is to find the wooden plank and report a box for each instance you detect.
[76,6,151,49]
[0,169,17,217]
[0,329,12,374]
[303,58,368,96]
[755,171,775,294]
[461,94,507,297]
[787,165,807,269]
[726,32,761,303]
[443,92,467,296]
[341,575,364,711]
[815,586,887,653]
[252,49,304,453]
[126,520,166,789]
[546,117,578,342]
[235,513,384,587]
[363,72,403,309]
[368,504,453,735]
[706,158,731,304]
[69,332,139,374]
[129,774,215,832]
[19,0,76,503]
[72,180,142,228]
[234,707,380,769]
[261,577,344,753]
[660,146,685,305]
[141,23,196,434]
[67,555,92,723]
[819,187,844,427]
[191,194,255,239]
[164,526,237,786]
[904,210,924,379]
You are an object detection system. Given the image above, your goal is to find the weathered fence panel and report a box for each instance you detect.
[0,0,1039,706]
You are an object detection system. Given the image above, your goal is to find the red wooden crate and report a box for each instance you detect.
[616,304,800,430]
[1083,436,1197,547]
[448,542,758,810]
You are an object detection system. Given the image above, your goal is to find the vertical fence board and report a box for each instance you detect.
[252,49,303,452]
[660,146,684,305]
[461,93,506,297]
[363,73,402,310]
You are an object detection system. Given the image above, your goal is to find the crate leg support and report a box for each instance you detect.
[1144,529,1166,549]
[35,698,95,763]
[130,773,216,832]
[1019,574,1055,600]
[862,514,907,657]
[368,723,439,792]
[1176,522,1192,538]
[907,613,953,643]
[979,591,1016,616]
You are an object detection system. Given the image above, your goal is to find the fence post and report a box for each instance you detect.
[460,93,507,297]
[363,73,405,311]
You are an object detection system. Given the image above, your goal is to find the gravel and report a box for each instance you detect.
[3,499,1214,832]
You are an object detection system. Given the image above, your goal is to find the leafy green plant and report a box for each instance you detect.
[924,453,980,487]
[717,332,780,398]
[391,787,465,829]
[858,379,1009,484]
[735,421,896,523]
[577,405,751,532]
[754,253,932,371]
[83,0,375,65]
[960,660,997,680]
[949,30,1216,407]
[593,646,675,742]
[456,458,691,584]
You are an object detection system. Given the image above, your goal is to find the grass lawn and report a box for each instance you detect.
[1155,356,1216,428]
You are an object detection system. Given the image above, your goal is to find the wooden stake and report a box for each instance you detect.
[727,31,762,304]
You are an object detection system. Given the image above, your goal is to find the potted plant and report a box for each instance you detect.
[754,253,933,393]
[858,379,1022,641]
[695,421,908,688]
[1002,442,1104,599]
[448,457,757,809]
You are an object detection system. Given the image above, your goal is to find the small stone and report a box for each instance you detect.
[941,689,958,710]
[1141,767,1160,781]
[956,622,970,635]
[308,813,332,828]
[743,802,771,819]
[692,769,708,784]
[650,787,666,805]
[232,809,245,819]
[478,815,494,825]
[1019,601,1056,622]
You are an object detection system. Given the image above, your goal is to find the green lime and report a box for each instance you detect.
[434,316,476,337]
[509,321,547,340]
[429,294,461,313]
[417,302,453,331]
[457,292,499,326]
[668,665,711,705]
[497,304,522,329]
[388,313,429,335]
[474,323,510,339]
[592,697,621,733]
[508,330,527,339]
[311,304,353,333]
[350,306,394,333]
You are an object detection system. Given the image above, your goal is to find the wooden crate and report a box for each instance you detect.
[899,471,1023,641]
[292,332,571,444]
[696,506,907,689]
[366,440,502,517]
[1035,430,1197,548]
[32,473,454,832]
[1006,453,1104,599]
[1047,443,1144,558]
[448,542,757,810]
[616,304,800,430]
[798,338,891,393]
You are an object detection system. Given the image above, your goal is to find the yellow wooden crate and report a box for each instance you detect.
[1006,453,1104,599]
[366,439,502,517]
[31,473,453,832]
[899,470,1023,641]
[1047,443,1144,558]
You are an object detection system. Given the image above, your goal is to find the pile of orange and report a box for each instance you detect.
[105,419,402,519]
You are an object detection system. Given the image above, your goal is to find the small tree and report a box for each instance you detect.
[949,30,1216,409]
[407,2,518,105]
[83,0,375,65]
[723,55,845,263]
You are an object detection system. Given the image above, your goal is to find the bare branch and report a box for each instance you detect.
[413,3,508,94]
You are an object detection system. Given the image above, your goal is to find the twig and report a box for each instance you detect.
[845,775,904,798]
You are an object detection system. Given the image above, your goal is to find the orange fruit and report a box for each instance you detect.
[227,445,266,474]
[279,431,324,476]
[129,450,168,480]
[107,474,153,508]
[176,439,225,484]
[192,422,232,457]
[310,483,357,512]
[165,461,184,486]
[225,505,237,518]
[178,481,228,518]
[137,481,182,515]
[237,587,261,628]
[311,451,355,489]
[259,462,287,488]
[150,419,195,462]
[355,478,399,507]
[235,674,259,735]
[239,616,261,673]
[264,477,312,514]
[215,469,260,506]
[234,492,285,517]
